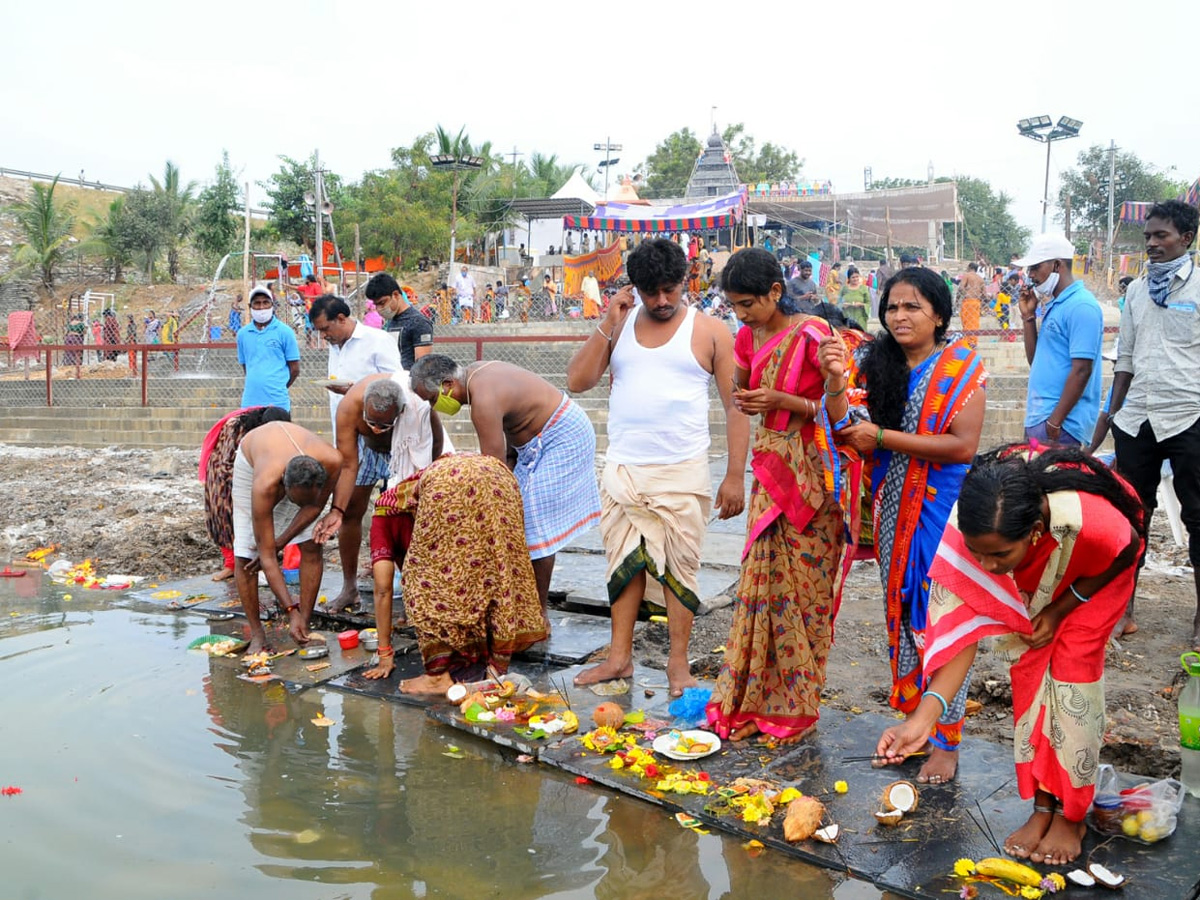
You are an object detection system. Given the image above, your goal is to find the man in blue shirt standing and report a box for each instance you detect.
[1015,234,1103,446]
[237,284,300,411]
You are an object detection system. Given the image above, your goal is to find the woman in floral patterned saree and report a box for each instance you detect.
[706,248,850,744]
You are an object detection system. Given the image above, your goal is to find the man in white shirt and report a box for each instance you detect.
[309,293,402,611]
[454,266,476,323]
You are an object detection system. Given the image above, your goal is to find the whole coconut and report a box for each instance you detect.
[592,701,625,729]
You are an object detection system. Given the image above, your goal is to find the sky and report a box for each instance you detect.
[4,0,1195,242]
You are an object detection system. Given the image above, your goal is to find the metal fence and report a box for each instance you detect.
[0,325,1116,413]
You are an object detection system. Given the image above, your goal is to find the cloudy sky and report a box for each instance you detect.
[5,0,1194,237]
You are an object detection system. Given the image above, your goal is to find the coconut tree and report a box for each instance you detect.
[82,196,135,283]
[7,175,76,294]
[149,161,197,282]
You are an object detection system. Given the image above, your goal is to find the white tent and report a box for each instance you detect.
[551,169,601,204]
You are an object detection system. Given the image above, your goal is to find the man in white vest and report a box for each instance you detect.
[568,237,749,697]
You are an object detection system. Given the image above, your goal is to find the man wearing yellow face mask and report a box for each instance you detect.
[409,354,601,612]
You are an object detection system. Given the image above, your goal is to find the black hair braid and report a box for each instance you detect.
[958,444,1147,541]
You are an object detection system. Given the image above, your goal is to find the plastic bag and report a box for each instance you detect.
[1087,763,1185,844]
[668,687,713,729]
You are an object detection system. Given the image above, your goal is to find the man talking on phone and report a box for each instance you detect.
[567,238,748,698]
[1014,234,1104,446]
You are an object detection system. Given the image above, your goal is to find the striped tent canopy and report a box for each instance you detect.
[564,189,746,233]
[1119,177,1200,224]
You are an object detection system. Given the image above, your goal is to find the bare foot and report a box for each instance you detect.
[399,671,454,695]
[1030,814,1086,866]
[729,722,760,742]
[326,584,361,615]
[917,746,958,784]
[667,657,698,698]
[757,723,815,746]
[211,566,235,582]
[1113,616,1138,637]
[246,632,269,656]
[573,657,634,687]
[1003,807,1053,860]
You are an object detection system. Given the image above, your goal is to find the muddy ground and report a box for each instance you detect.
[0,443,1192,779]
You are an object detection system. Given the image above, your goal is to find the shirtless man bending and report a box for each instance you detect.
[409,354,601,609]
[233,422,341,653]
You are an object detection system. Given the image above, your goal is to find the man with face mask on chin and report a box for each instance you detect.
[1015,234,1104,447]
[408,353,601,613]
[236,283,300,411]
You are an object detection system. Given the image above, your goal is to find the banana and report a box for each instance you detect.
[974,857,1044,887]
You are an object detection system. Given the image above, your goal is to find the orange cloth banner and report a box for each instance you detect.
[564,240,624,295]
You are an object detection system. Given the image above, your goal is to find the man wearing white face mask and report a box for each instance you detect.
[1015,234,1104,446]
[237,283,301,411]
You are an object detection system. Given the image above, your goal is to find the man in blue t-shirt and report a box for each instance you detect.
[237,284,301,411]
[1014,234,1104,446]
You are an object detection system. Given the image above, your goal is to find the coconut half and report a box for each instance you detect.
[881,780,920,814]
[1088,863,1126,889]
[874,809,905,827]
[1066,869,1096,887]
[812,824,840,844]
[446,684,468,704]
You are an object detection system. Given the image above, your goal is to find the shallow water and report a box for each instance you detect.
[0,571,881,899]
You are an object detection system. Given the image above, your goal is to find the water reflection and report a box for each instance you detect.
[0,582,879,900]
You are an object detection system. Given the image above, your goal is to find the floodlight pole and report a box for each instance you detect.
[594,138,622,199]
[1018,116,1081,234]
[1041,139,1053,233]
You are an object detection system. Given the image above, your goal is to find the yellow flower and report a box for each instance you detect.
[607,755,625,770]
[1019,886,1045,899]
[834,780,849,794]
[953,859,976,877]
[777,787,802,804]
[1046,874,1065,891]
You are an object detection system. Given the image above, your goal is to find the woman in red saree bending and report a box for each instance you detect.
[707,248,850,744]
[876,445,1145,866]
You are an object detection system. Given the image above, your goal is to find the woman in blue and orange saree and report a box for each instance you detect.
[837,267,987,783]
[706,249,852,744]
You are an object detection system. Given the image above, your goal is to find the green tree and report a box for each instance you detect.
[950,176,1030,265]
[149,161,197,282]
[1058,144,1186,245]
[120,186,172,283]
[82,196,135,283]
[193,151,243,263]
[6,175,76,293]
[637,128,703,199]
[260,154,344,250]
[721,123,802,185]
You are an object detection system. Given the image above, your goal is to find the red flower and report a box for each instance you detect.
[697,772,710,781]
[1,786,22,796]
[645,764,660,778]
[575,776,590,785]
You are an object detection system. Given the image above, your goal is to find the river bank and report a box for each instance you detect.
[1,442,1191,780]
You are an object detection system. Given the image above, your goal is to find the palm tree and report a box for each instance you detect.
[82,196,133,283]
[149,161,197,283]
[7,175,76,294]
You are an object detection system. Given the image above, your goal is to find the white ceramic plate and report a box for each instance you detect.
[652,730,722,761]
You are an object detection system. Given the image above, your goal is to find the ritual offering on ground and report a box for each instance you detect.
[651,729,721,761]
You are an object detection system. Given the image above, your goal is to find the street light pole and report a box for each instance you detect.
[1017,115,1083,233]
[593,138,623,199]
[1106,140,1117,287]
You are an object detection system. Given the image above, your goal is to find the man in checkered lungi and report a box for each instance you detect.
[409,354,602,611]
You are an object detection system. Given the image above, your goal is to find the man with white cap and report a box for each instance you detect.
[1014,234,1103,446]
[236,283,300,411]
